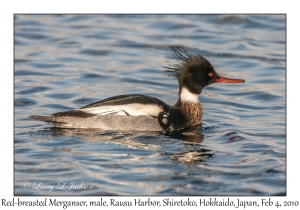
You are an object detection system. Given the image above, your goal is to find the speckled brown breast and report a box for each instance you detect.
[181,102,202,126]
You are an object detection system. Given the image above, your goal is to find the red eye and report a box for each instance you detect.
[208,72,213,77]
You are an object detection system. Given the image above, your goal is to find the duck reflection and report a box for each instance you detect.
[168,149,214,165]
[164,125,204,144]
[47,125,214,165]
[49,125,204,143]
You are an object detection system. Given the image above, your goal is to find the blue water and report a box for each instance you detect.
[14,14,285,195]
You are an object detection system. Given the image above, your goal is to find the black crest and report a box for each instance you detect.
[164,47,214,79]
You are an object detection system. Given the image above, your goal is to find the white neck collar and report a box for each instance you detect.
[180,87,199,103]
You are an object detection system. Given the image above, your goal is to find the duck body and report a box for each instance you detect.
[30,93,202,131]
[30,48,244,131]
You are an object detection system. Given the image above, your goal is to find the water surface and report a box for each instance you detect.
[14,14,285,195]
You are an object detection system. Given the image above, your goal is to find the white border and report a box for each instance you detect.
[2,0,296,208]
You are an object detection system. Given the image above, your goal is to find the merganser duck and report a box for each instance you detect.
[30,47,245,131]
